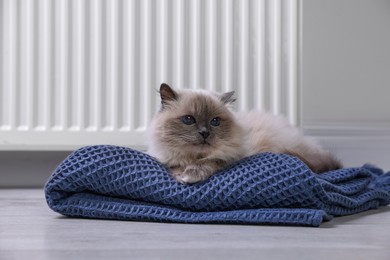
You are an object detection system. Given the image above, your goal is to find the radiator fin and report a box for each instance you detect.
[0,0,300,150]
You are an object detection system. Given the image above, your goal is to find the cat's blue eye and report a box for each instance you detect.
[210,117,221,127]
[181,115,196,125]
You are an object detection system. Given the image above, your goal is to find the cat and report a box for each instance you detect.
[147,83,342,184]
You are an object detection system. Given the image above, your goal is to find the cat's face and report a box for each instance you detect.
[150,84,241,157]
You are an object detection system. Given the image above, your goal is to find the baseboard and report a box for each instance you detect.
[0,151,71,188]
[2,122,389,188]
[304,121,390,170]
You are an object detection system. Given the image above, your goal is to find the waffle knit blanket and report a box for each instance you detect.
[45,145,390,227]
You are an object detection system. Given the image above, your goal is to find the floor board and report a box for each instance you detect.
[1,189,390,260]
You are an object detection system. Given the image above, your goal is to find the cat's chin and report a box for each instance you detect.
[183,142,213,154]
[189,139,212,146]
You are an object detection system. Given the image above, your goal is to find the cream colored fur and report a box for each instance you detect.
[147,85,342,184]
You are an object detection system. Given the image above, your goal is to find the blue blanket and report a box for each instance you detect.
[45,145,390,227]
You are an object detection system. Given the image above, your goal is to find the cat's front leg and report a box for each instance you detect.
[174,164,217,184]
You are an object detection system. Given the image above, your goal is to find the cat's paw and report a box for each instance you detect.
[175,174,200,184]
[174,166,210,184]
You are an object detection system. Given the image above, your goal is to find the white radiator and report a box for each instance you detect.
[0,0,301,150]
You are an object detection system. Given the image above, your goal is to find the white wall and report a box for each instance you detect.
[302,0,390,169]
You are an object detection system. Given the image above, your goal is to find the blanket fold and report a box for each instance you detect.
[45,145,390,227]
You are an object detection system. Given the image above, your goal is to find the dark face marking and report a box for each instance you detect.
[162,93,236,150]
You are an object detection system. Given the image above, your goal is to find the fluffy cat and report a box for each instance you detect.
[147,83,342,184]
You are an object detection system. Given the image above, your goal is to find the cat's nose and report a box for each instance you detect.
[199,130,210,139]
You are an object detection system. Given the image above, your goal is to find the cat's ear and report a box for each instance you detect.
[160,83,178,107]
[221,91,236,104]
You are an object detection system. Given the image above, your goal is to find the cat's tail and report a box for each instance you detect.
[286,142,343,174]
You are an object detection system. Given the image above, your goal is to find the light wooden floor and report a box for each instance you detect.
[1,189,390,260]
